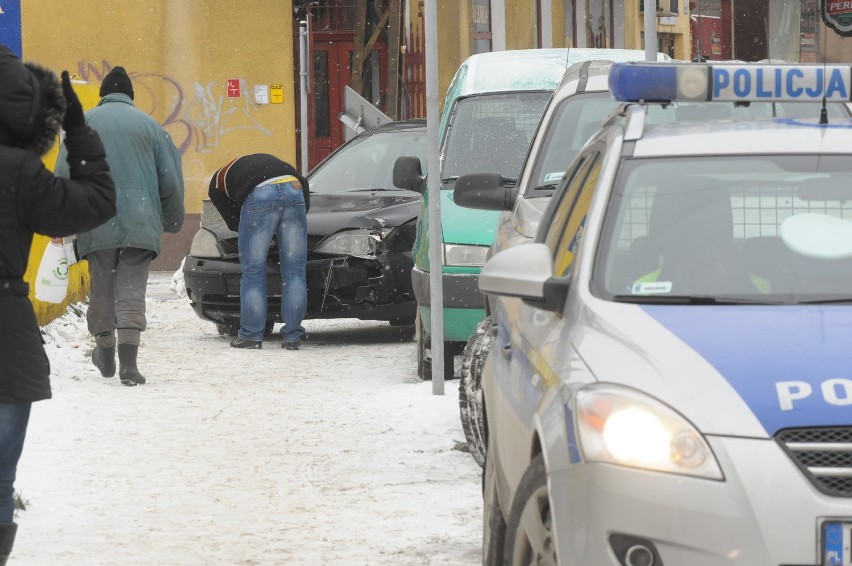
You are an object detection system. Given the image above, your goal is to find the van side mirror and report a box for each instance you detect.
[393,156,425,193]
[454,173,517,211]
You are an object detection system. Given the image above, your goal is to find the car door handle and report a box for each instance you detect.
[500,343,512,360]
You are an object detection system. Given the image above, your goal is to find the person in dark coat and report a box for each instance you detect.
[208,154,309,349]
[0,46,116,564]
[55,66,185,387]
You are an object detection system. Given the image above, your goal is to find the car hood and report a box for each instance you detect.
[206,191,421,241]
[576,301,852,438]
[442,190,500,245]
[307,191,421,236]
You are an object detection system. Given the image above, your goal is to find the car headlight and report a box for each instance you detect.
[443,243,490,267]
[574,385,723,480]
[314,228,391,259]
[188,229,222,259]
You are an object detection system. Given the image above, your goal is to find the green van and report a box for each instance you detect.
[394,48,571,379]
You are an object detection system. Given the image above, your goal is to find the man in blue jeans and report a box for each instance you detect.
[208,154,309,350]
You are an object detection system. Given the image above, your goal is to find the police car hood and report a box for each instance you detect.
[576,301,852,438]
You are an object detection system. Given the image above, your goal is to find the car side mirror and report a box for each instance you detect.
[393,156,425,193]
[454,173,517,212]
[478,243,569,313]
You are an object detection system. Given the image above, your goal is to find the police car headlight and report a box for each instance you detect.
[188,229,222,259]
[575,385,723,480]
[443,244,489,267]
[314,228,388,259]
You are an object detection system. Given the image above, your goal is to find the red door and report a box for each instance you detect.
[308,32,388,170]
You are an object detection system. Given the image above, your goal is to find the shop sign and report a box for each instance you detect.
[824,0,852,36]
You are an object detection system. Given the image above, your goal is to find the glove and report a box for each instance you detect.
[61,71,86,131]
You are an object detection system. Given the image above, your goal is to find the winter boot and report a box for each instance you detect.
[0,522,17,566]
[117,344,146,386]
[92,345,116,377]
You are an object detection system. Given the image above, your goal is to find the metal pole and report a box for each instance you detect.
[644,0,657,61]
[424,0,444,394]
[299,20,310,174]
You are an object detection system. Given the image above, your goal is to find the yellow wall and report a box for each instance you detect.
[625,8,692,59]
[505,0,536,49]
[21,0,299,216]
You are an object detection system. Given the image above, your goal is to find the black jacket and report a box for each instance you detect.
[208,153,309,232]
[0,46,117,403]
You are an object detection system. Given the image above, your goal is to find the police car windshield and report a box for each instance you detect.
[442,92,550,184]
[595,155,852,303]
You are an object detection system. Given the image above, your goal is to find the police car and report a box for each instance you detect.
[478,62,852,565]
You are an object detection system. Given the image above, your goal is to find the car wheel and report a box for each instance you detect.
[504,454,556,566]
[483,433,506,565]
[389,316,415,327]
[415,310,431,380]
[459,317,492,468]
[216,322,239,337]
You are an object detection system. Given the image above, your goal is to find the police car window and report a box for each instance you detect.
[528,92,617,195]
[543,154,595,253]
[542,151,602,278]
[442,92,551,182]
[595,155,852,302]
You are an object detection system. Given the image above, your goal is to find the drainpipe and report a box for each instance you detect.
[299,20,310,174]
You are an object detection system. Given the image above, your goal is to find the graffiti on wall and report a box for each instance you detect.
[73,62,273,156]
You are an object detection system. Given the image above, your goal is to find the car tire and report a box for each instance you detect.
[216,322,239,337]
[415,310,431,380]
[504,453,556,566]
[389,316,415,327]
[459,317,492,468]
[416,311,462,381]
[483,434,507,566]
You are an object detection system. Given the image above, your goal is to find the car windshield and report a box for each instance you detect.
[308,128,427,194]
[528,92,621,195]
[441,91,550,183]
[594,155,852,304]
[530,99,851,197]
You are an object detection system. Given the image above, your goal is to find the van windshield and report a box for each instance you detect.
[441,92,550,184]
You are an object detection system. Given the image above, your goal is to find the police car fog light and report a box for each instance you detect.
[609,534,662,566]
[575,384,723,479]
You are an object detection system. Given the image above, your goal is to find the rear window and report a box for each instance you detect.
[441,92,550,182]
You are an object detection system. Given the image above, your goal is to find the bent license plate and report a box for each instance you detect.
[823,521,852,565]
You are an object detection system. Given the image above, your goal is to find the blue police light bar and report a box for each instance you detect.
[609,62,852,103]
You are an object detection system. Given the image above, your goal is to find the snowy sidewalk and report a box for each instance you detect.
[13,272,482,565]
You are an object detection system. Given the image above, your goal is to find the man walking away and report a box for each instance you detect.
[55,66,185,386]
[208,154,309,350]
[0,47,117,563]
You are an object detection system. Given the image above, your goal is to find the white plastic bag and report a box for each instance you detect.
[35,241,69,303]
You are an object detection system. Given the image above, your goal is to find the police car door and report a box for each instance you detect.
[490,148,604,487]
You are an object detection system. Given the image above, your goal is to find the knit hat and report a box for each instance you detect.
[99,66,134,99]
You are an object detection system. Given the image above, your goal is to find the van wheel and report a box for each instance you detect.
[216,322,239,336]
[459,317,492,468]
[416,311,431,380]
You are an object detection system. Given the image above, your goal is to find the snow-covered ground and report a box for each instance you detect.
[12,271,483,565]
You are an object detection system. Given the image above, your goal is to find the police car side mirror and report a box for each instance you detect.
[454,173,517,212]
[479,243,569,313]
[393,156,425,194]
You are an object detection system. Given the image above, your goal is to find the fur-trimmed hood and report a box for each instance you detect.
[0,45,65,155]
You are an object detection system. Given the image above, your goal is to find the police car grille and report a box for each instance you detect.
[776,427,852,497]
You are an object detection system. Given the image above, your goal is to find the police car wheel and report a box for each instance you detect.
[504,454,556,566]
[459,317,492,468]
[483,436,507,566]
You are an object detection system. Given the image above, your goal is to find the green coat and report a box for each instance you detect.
[55,93,184,257]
